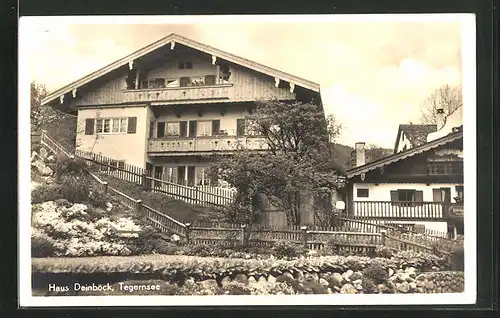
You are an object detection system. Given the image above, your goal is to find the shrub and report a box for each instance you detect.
[188,244,211,257]
[362,263,390,294]
[363,263,389,285]
[450,246,464,271]
[375,246,395,259]
[54,157,87,180]
[59,175,91,203]
[31,184,62,204]
[31,230,55,257]
[87,187,108,208]
[273,241,302,259]
[133,226,177,255]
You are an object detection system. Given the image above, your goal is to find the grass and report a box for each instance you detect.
[96,173,222,224]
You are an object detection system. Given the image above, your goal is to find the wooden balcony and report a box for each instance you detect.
[148,136,268,155]
[352,201,444,220]
[122,84,233,104]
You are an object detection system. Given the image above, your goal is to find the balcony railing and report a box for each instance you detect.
[148,136,268,154]
[122,84,233,103]
[353,201,444,220]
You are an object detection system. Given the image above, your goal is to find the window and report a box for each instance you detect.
[427,161,463,175]
[455,185,464,203]
[109,160,125,171]
[166,79,180,87]
[197,121,212,137]
[178,61,193,69]
[112,118,127,133]
[390,189,423,205]
[164,167,177,183]
[236,119,245,136]
[398,190,416,201]
[196,167,211,186]
[157,122,165,138]
[95,118,128,134]
[190,77,205,86]
[166,122,180,136]
[432,188,443,202]
[149,121,154,138]
[357,188,369,198]
[141,78,165,89]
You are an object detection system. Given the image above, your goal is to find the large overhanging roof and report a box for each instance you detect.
[347,129,463,179]
[41,33,321,106]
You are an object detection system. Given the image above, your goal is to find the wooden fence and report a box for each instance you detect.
[36,131,462,256]
[74,149,236,208]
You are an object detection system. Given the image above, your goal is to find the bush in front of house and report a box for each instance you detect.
[31,183,62,204]
[31,200,143,257]
[54,157,87,181]
[450,246,464,271]
[273,241,304,259]
[31,229,56,258]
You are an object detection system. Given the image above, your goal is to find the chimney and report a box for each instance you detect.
[436,107,446,130]
[355,142,366,167]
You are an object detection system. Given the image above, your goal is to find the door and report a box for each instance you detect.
[441,187,452,218]
[177,166,186,185]
[187,166,196,187]
[189,121,197,137]
[153,166,163,189]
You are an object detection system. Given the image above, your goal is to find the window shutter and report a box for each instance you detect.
[156,122,165,138]
[127,117,137,134]
[84,118,95,135]
[205,75,216,85]
[189,120,197,137]
[180,77,190,87]
[390,190,398,202]
[236,119,245,136]
[149,121,154,138]
[212,120,220,135]
[415,190,424,202]
[179,121,188,137]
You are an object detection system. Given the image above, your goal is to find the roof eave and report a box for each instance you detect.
[346,130,463,179]
[41,33,320,106]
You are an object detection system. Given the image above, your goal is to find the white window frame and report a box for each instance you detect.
[196,167,211,186]
[197,120,212,137]
[95,118,128,134]
[166,122,180,136]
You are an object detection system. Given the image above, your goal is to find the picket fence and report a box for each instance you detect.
[36,131,462,256]
[74,149,236,208]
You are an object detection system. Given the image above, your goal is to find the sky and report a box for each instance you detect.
[21,15,468,149]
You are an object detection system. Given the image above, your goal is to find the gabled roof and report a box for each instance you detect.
[41,33,321,106]
[393,124,437,153]
[348,127,463,178]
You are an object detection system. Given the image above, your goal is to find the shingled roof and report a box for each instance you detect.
[394,124,438,153]
[349,128,462,178]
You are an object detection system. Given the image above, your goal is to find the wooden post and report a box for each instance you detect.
[301,226,308,248]
[380,230,387,246]
[102,181,108,194]
[135,199,143,219]
[185,223,191,245]
[142,173,148,190]
[240,224,247,245]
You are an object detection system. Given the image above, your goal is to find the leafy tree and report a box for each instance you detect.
[210,99,345,227]
[30,81,78,151]
[420,85,463,129]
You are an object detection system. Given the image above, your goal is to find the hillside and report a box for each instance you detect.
[331,143,393,172]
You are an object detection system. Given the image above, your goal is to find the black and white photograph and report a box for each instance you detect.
[19,14,476,306]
